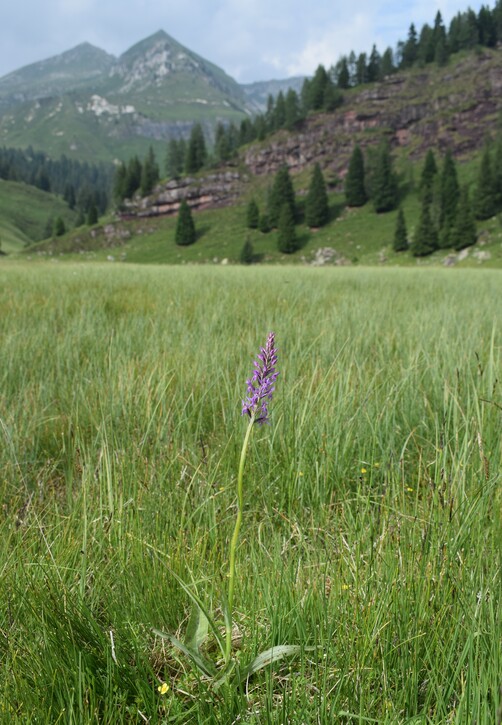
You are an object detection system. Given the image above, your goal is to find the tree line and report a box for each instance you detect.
[332,2,502,88]
[0,145,113,219]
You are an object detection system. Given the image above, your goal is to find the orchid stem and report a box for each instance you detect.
[225,414,255,666]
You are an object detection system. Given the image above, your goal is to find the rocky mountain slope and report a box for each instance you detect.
[0,31,251,162]
[244,48,502,179]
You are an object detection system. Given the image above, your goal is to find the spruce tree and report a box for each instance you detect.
[439,150,459,232]
[166,139,186,179]
[246,199,260,229]
[175,200,196,246]
[371,141,398,213]
[140,146,159,196]
[124,156,142,199]
[284,89,301,130]
[87,203,98,226]
[410,198,438,256]
[393,208,408,252]
[277,203,297,254]
[54,216,66,236]
[453,186,477,250]
[337,57,350,89]
[474,146,496,220]
[113,163,127,202]
[258,213,270,233]
[240,238,254,264]
[420,149,438,204]
[345,145,367,206]
[267,165,296,227]
[305,163,329,228]
[185,124,207,174]
[494,139,502,211]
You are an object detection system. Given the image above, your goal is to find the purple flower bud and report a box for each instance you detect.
[242,332,279,425]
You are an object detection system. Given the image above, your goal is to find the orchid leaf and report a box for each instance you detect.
[152,629,217,678]
[165,568,225,659]
[185,603,209,652]
[240,644,302,680]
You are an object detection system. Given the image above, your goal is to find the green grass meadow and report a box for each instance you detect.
[0,263,500,723]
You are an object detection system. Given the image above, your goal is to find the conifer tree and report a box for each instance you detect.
[474,146,497,220]
[401,24,418,67]
[87,203,98,226]
[420,149,438,204]
[305,163,329,228]
[337,57,350,89]
[410,198,438,256]
[240,237,255,264]
[124,156,142,199]
[453,186,477,250]
[54,216,66,236]
[258,213,270,233]
[267,166,296,227]
[175,200,196,246]
[393,208,408,252]
[246,199,260,229]
[185,124,207,174]
[274,91,286,129]
[113,163,127,202]
[371,141,398,213]
[380,48,395,77]
[140,146,159,196]
[284,89,301,130]
[494,139,502,210]
[438,150,459,243]
[277,203,297,254]
[345,145,367,206]
[166,139,186,179]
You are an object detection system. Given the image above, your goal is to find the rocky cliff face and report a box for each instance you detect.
[244,49,502,178]
[121,171,243,218]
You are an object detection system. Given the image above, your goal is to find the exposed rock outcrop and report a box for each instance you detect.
[244,50,502,178]
[121,171,243,218]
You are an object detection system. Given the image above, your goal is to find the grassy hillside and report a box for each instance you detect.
[0,179,77,250]
[22,153,502,268]
[0,263,499,722]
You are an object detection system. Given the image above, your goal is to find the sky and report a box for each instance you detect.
[1,0,488,83]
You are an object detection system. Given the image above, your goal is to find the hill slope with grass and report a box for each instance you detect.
[0,31,250,163]
[0,179,77,250]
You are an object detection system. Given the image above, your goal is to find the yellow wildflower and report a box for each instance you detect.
[157,682,169,695]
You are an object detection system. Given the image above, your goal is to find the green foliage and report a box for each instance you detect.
[345,145,367,207]
[453,185,477,250]
[246,199,260,230]
[239,237,255,264]
[267,166,296,228]
[277,203,297,253]
[0,265,500,722]
[87,203,98,226]
[439,150,459,236]
[185,123,207,174]
[305,163,329,228]
[175,200,196,246]
[301,65,342,113]
[54,216,66,236]
[474,146,497,220]
[124,156,142,199]
[420,149,438,204]
[371,141,399,213]
[410,197,438,256]
[393,207,408,252]
[140,146,160,196]
[258,213,271,234]
[166,138,187,179]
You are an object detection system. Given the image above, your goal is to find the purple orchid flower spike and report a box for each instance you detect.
[242,332,279,425]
